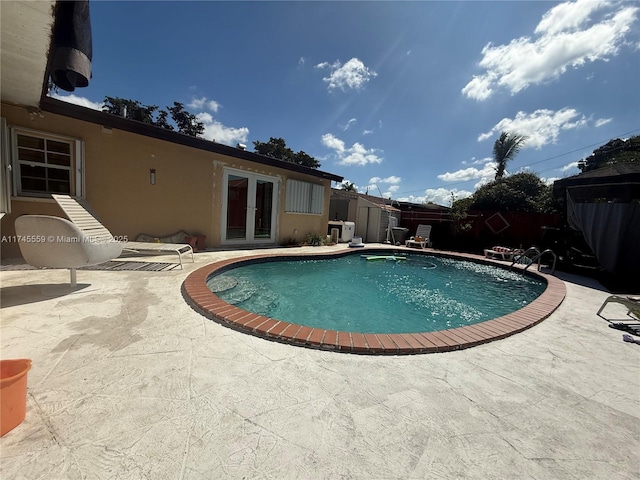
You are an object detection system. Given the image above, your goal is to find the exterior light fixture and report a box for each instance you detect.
[150,169,156,185]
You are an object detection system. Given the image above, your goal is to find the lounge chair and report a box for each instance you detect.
[405,225,432,248]
[14,215,123,287]
[484,246,523,261]
[597,295,640,320]
[51,194,194,269]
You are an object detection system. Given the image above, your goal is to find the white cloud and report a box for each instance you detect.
[363,129,374,136]
[397,188,473,207]
[595,117,612,127]
[478,108,591,148]
[369,176,401,185]
[397,195,427,203]
[298,57,306,66]
[188,96,220,112]
[50,93,103,110]
[535,0,608,36]
[322,133,383,166]
[462,1,639,100]
[196,112,249,146]
[321,133,346,155]
[315,57,377,92]
[462,157,490,166]
[341,143,383,166]
[561,161,579,172]
[437,160,497,184]
[341,118,357,131]
[366,183,397,198]
[461,75,495,102]
[428,188,474,206]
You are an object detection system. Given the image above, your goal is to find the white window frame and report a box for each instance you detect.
[285,179,324,215]
[10,126,85,199]
[221,167,280,245]
[1,118,11,217]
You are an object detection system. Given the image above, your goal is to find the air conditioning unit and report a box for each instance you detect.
[342,222,355,242]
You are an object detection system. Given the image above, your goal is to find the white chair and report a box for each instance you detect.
[14,215,123,287]
[484,246,522,261]
[52,194,194,268]
[405,225,432,248]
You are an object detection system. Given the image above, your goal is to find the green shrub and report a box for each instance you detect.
[305,232,326,246]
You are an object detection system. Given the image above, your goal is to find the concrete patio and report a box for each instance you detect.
[1,245,638,479]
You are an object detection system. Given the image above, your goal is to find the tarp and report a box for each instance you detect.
[568,196,640,274]
[50,0,92,92]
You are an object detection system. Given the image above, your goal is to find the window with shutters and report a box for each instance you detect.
[285,179,324,214]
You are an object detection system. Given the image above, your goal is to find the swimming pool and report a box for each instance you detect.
[207,254,545,334]
[182,249,566,354]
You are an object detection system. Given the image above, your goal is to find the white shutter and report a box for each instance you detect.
[311,184,324,214]
[286,180,325,214]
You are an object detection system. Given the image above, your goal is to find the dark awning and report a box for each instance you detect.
[50,0,92,92]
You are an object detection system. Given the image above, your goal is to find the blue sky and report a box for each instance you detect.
[52,0,640,206]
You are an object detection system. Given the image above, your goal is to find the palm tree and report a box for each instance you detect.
[493,131,528,180]
[341,182,357,192]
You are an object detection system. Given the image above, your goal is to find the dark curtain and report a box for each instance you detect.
[50,0,92,92]
[568,196,640,274]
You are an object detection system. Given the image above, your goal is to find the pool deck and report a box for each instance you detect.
[1,244,639,479]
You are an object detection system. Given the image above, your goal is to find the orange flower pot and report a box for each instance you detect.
[1,359,32,436]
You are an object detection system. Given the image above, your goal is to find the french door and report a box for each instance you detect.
[222,169,278,244]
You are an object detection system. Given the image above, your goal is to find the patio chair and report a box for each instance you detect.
[405,225,432,248]
[14,214,123,287]
[484,246,522,261]
[597,295,640,320]
[51,195,194,269]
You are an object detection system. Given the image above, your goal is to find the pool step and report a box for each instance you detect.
[206,275,238,293]
[213,277,280,316]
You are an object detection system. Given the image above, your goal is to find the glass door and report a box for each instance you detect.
[225,174,248,240]
[222,170,277,244]
[254,179,274,239]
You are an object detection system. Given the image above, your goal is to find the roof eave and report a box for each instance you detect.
[39,96,344,183]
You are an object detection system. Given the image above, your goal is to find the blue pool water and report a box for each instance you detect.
[207,253,546,334]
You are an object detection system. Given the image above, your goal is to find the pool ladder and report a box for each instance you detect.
[511,247,557,275]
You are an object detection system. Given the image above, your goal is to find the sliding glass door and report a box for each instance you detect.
[222,169,278,244]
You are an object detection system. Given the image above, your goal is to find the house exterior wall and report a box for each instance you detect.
[0,103,332,259]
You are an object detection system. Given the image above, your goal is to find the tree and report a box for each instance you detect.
[155,110,174,131]
[579,135,640,172]
[167,102,204,137]
[103,96,158,124]
[493,131,528,179]
[453,172,554,213]
[293,150,321,169]
[102,97,204,137]
[340,182,357,191]
[253,137,321,168]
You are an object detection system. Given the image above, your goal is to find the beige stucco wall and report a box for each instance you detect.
[0,103,332,259]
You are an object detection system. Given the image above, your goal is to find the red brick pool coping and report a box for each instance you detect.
[182,249,566,355]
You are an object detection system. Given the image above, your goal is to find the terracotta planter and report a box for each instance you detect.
[185,236,198,251]
[195,235,206,251]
